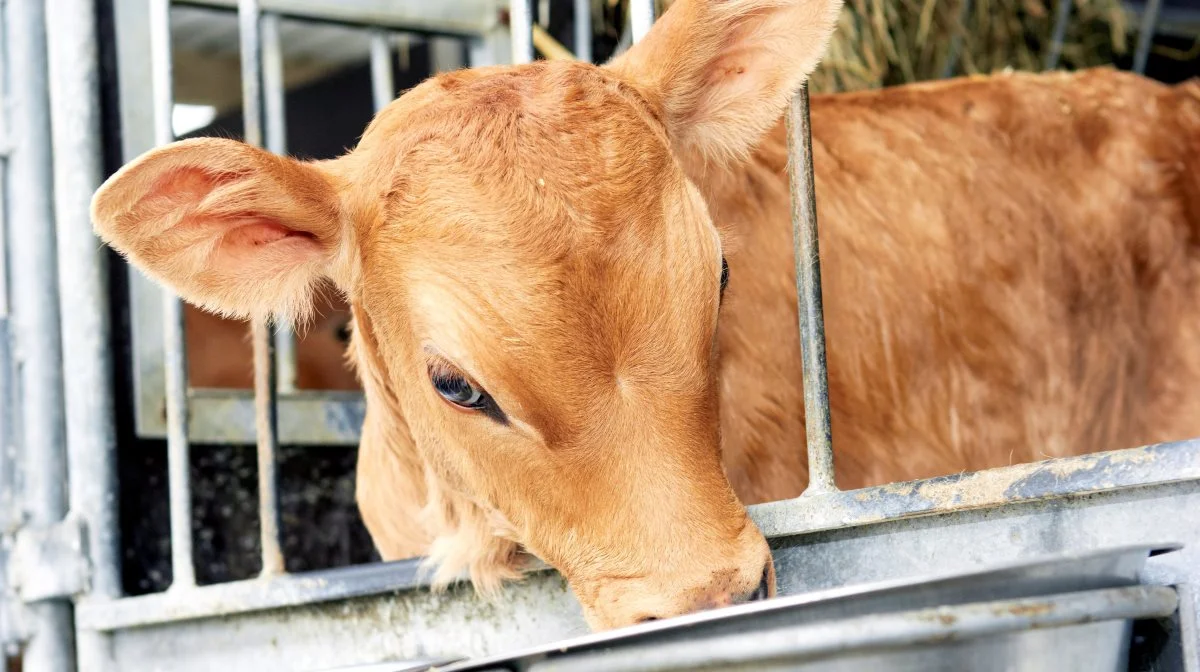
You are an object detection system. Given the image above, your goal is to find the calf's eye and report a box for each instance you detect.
[720,256,730,293]
[428,365,510,425]
[432,371,486,408]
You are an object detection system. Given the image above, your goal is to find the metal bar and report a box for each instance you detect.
[431,36,467,73]
[261,12,299,394]
[49,0,124,604]
[76,438,1200,633]
[941,0,973,78]
[239,0,285,577]
[369,29,395,113]
[176,0,499,35]
[629,0,655,42]
[785,85,836,495]
[0,0,18,660]
[1044,0,1072,70]
[751,437,1200,538]
[5,0,74,668]
[510,0,534,64]
[529,586,1179,672]
[148,390,365,446]
[151,0,198,591]
[46,0,124,669]
[1133,0,1162,74]
[0,0,15,538]
[573,0,592,62]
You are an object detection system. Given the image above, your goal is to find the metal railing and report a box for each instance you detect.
[0,0,1195,671]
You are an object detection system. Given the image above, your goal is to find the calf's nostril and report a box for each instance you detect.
[749,566,772,602]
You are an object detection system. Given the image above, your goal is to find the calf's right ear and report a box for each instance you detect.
[606,0,843,170]
[91,137,349,324]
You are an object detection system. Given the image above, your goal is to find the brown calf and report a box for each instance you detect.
[91,0,1200,631]
[183,295,357,390]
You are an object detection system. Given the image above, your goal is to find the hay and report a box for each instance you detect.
[809,0,1130,92]
[627,0,1131,93]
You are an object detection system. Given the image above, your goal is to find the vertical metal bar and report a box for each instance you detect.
[0,0,15,539]
[1044,0,1072,70]
[573,0,592,62]
[369,30,395,113]
[509,0,534,64]
[47,0,122,667]
[48,0,123,604]
[261,12,298,394]
[1132,0,1161,74]
[238,0,285,577]
[629,0,655,43]
[785,85,837,496]
[150,0,197,591]
[5,0,75,668]
[941,0,973,78]
[430,36,466,74]
[0,0,18,662]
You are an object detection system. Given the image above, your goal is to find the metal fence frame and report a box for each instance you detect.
[0,0,1196,670]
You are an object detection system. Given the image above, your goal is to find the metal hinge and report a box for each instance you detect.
[6,514,90,603]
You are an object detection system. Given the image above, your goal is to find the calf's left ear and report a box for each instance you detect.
[91,137,349,324]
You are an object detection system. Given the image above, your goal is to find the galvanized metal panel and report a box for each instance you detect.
[77,468,1200,671]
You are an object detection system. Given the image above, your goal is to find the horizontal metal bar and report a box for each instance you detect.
[175,0,501,36]
[751,438,1200,539]
[76,556,436,631]
[179,390,364,446]
[75,440,1200,634]
[529,585,1179,672]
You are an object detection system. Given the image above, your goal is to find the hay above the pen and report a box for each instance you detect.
[810,0,1130,92]
[635,0,1131,93]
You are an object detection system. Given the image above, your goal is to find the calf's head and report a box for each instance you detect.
[91,0,841,630]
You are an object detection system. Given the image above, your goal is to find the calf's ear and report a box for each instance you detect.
[91,137,350,323]
[606,0,843,169]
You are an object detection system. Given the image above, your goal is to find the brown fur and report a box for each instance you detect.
[183,294,358,390]
[90,0,1200,632]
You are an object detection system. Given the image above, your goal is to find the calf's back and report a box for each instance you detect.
[716,68,1200,501]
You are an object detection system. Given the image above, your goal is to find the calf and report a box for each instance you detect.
[91,0,1200,631]
[183,295,357,390]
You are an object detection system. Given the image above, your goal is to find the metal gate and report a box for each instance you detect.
[0,0,1197,670]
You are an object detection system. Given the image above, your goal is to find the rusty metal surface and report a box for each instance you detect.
[751,438,1200,539]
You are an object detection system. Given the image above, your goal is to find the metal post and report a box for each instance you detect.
[0,2,17,662]
[261,12,298,394]
[46,0,123,667]
[573,0,592,62]
[238,0,285,577]
[150,0,197,591]
[430,36,466,74]
[5,0,75,669]
[369,30,395,113]
[1044,0,1072,70]
[942,0,973,78]
[1132,0,1161,74]
[509,0,534,64]
[785,85,837,496]
[629,0,655,43]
